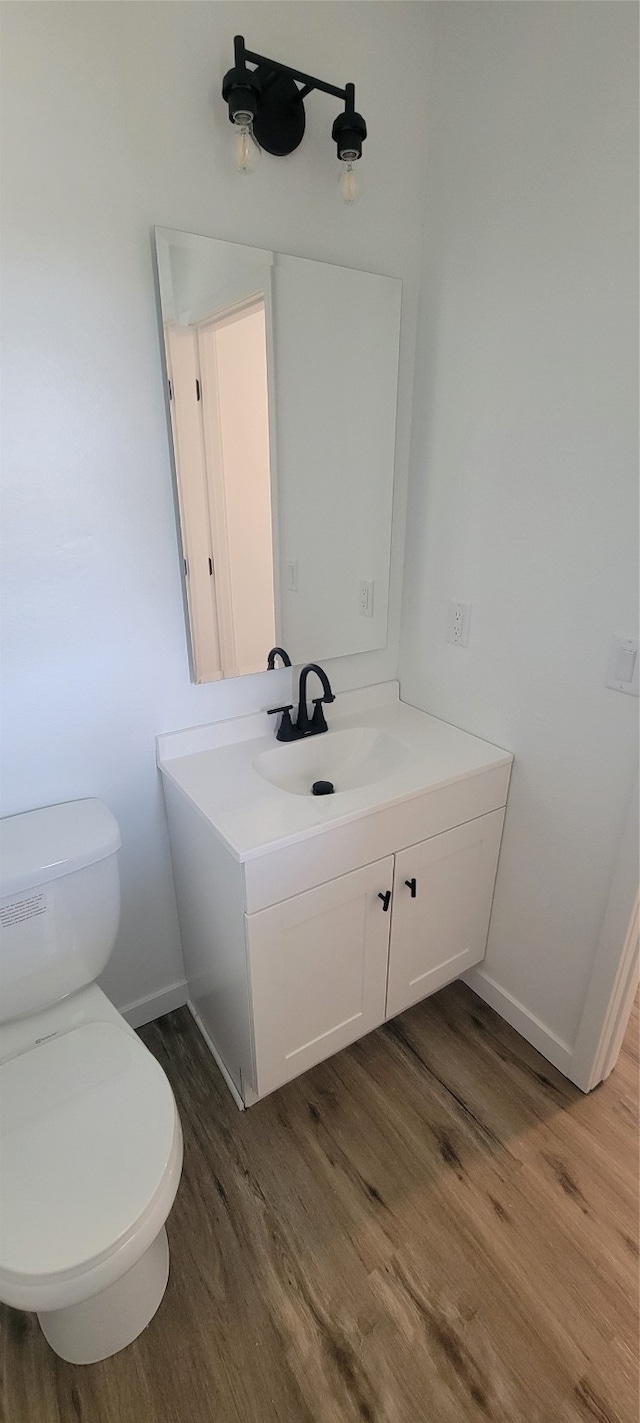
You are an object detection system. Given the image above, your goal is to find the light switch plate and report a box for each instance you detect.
[605,636,639,696]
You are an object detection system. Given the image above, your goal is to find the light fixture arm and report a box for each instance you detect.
[237,35,351,106]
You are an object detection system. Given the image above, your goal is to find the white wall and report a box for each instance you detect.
[0,3,428,1013]
[401,2,639,1053]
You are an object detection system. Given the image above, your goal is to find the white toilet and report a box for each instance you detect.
[0,798,183,1365]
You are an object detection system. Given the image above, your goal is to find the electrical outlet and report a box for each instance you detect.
[447,601,471,646]
[359,580,374,618]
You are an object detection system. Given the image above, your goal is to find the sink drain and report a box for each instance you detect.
[312,780,335,796]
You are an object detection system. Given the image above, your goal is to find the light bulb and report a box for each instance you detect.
[233,114,260,174]
[339,157,360,205]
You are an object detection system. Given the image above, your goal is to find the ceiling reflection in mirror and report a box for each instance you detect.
[154,228,401,682]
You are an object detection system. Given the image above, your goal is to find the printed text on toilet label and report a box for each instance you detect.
[0,892,48,928]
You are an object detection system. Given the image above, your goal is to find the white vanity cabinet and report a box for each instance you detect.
[245,809,504,1098]
[158,686,512,1108]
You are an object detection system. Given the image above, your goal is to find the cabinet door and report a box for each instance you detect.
[247,857,394,1098]
[386,809,505,1019]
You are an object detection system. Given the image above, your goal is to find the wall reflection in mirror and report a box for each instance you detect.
[155,229,401,682]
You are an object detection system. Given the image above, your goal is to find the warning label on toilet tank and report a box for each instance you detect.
[0,891,48,928]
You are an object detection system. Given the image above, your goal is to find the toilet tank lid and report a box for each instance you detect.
[0,799,121,898]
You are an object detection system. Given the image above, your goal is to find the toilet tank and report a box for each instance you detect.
[0,799,122,1023]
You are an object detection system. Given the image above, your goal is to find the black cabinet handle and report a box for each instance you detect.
[378,890,391,913]
[405,878,417,898]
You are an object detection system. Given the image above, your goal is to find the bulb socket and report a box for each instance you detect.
[331,109,367,161]
[222,66,261,124]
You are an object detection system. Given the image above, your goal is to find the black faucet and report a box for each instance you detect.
[295,664,335,736]
[266,646,291,669]
[267,662,335,742]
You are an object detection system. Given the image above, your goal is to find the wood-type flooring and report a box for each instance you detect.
[1,982,638,1423]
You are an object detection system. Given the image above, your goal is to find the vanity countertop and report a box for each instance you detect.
[157,682,512,863]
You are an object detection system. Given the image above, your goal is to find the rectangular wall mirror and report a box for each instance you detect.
[154,228,402,682]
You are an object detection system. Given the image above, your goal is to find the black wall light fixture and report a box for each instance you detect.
[222,35,367,203]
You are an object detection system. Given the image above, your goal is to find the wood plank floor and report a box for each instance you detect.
[1,982,638,1423]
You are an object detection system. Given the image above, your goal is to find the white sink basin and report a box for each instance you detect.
[157,684,513,860]
[253,726,414,797]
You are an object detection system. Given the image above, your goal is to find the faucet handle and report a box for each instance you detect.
[310,698,329,734]
[267,705,299,743]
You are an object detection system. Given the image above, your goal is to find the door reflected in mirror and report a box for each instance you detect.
[154,229,401,683]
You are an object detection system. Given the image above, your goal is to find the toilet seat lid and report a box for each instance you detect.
[0,1022,178,1282]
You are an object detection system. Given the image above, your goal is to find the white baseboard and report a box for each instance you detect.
[463,967,574,1077]
[120,980,188,1029]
